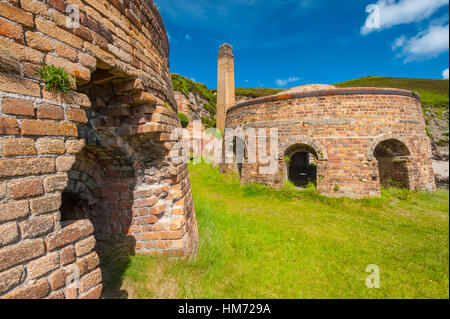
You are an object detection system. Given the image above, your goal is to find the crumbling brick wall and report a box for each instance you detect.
[0,0,198,299]
[225,87,436,198]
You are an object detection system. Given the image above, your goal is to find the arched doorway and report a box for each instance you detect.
[373,139,411,189]
[285,144,318,187]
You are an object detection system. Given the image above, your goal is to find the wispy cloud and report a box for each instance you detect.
[275,77,300,87]
[361,0,449,35]
[392,23,449,62]
[443,68,449,79]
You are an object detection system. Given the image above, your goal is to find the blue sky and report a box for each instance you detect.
[155,0,450,89]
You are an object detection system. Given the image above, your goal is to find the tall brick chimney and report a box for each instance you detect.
[217,43,235,132]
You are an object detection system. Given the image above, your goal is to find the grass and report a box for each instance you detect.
[234,88,283,98]
[334,76,449,109]
[103,164,449,299]
[36,64,75,94]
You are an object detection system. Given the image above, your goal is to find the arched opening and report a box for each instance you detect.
[232,136,246,177]
[61,147,135,241]
[59,67,137,242]
[373,139,411,189]
[285,144,318,188]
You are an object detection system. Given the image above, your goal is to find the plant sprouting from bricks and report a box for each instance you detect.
[178,112,190,128]
[37,64,75,94]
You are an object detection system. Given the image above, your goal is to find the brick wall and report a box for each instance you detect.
[0,0,198,299]
[225,87,436,198]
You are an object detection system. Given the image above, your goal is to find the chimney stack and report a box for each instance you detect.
[217,43,235,132]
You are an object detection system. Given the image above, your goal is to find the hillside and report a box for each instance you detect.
[172,75,449,157]
[171,74,282,128]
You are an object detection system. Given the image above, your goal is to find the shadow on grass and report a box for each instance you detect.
[97,236,136,299]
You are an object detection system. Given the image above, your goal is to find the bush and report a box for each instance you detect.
[178,113,190,128]
[201,117,216,129]
[36,64,74,94]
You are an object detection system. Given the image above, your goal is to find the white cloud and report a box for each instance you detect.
[185,34,192,41]
[361,0,449,35]
[392,23,449,62]
[443,68,449,79]
[275,77,300,87]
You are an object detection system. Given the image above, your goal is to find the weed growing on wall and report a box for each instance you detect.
[37,64,75,94]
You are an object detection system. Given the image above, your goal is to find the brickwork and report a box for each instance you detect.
[225,86,436,198]
[217,43,235,132]
[0,0,198,299]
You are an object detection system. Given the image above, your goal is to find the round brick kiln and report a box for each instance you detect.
[225,85,436,198]
[0,0,198,299]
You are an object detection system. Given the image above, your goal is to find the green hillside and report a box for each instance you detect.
[334,76,449,109]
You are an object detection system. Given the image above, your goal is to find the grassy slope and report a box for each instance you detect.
[104,164,449,299]
[334,76,449,109]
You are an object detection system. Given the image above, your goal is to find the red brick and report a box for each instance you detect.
[0,200,29,223]
[79,284,102,299]
[1,98,35,117]
[49,269,65,291]
[0,116,19,135]
[0,1,34,28]
[0,157,55,178]
[3,278,49,299]
[21,0,50,19]
[0,265,25,294]
[56,155,76,171]
[151,203,166,215]
[74,236,96,257]
[0,222,19,248]
[36,104,64,120]
[21,120,78,137]
[20,215,54,239]
[30,193,61,215]
[43,174,68,192]
[0,74,41,97]
[45,55,91,83]
[60,245,75,265]
[65,139,86,154]
[27,252,59,279]
[79,268,102,293]
[0,239,45,272]
[1,138,36,156]
[0,18,23,43]
[55,42,77,62]
[25,31,54,52]
[37,138,66,154]
[67,107,88,123]
[8,177,43,199]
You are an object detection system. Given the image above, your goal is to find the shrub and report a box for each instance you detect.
[201,117,217,129]
[36,64,74,94]
[178,113,190,128]
[284,155,291,164]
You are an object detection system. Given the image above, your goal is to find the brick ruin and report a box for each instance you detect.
[0,0,198,299]
[221,45,436,198]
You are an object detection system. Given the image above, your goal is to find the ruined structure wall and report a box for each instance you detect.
[225,88,436,198]
[0,0,198,299]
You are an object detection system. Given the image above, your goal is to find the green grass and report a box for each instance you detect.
[103,164,449,299]
[234,88,283,99]
[171,74,217,111]
[36,64,75,94]
[334,76,449,109]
